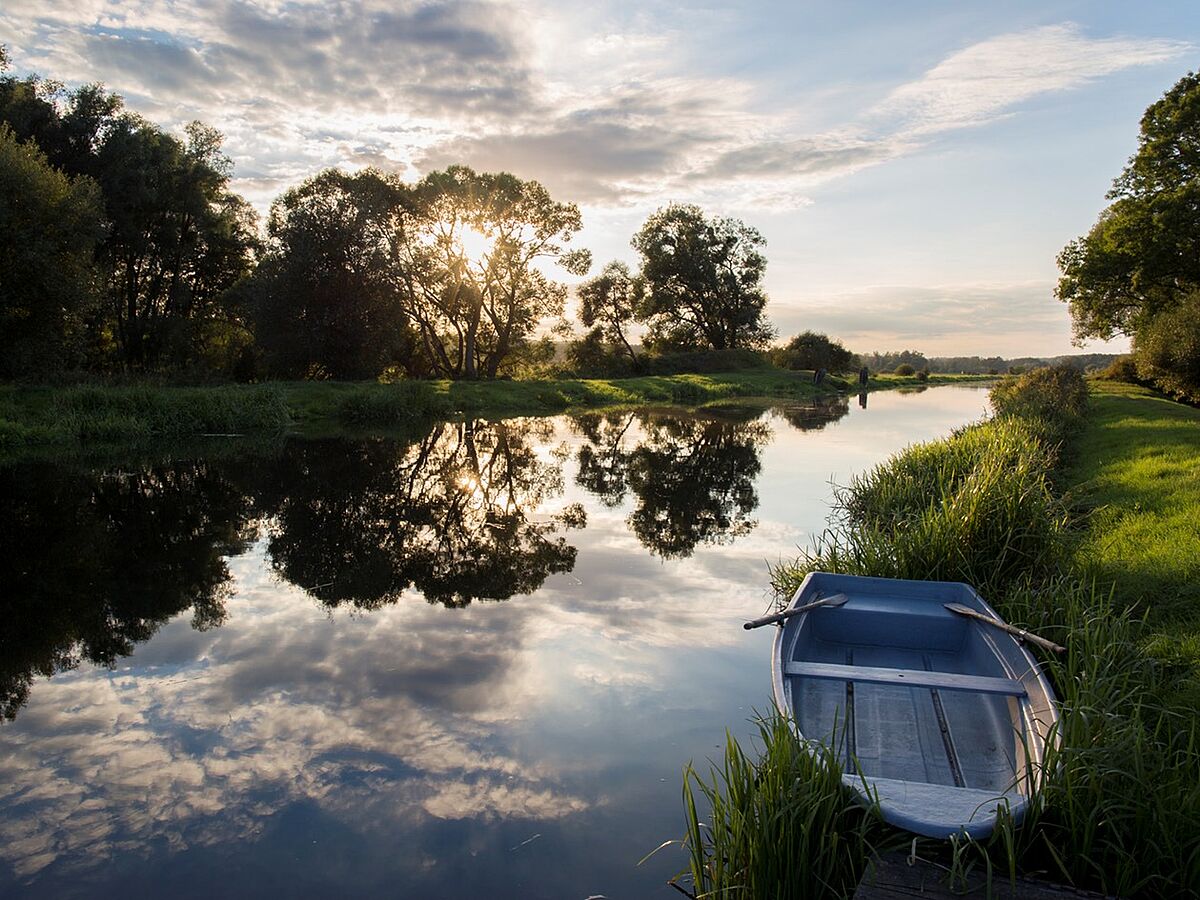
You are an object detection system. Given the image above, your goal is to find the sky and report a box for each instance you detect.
[3,1,1196,357]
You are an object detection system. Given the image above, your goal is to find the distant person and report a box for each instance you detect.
[859,366,869,387]
[814,367,827,385]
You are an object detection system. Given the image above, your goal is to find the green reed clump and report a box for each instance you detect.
[775,417,1068,598]
[47,384,290,442]
[990,364,1089,448]
[335,380,451,425]
[674,715,893,900]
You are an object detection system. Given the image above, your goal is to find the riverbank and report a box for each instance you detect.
[0,370,991,454]
[676,370,1199,899]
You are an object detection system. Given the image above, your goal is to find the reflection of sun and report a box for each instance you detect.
[458,225,492,266]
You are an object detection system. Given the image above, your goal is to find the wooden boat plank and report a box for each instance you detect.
[784,661,1027,696]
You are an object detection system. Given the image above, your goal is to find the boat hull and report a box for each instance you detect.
[771,573,1058,840]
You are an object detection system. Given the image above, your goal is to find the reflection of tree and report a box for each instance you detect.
[572,410,773,559]
[253,420,584,609]
[778,395,851,431]
[0,462,255,721]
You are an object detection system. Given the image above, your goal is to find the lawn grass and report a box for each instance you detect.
[1064,381,1200,705]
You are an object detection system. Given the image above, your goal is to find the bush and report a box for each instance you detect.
[638,348,770,375]
[916,369,929,382]
[772,331,855,373]
[1134,292,1200,403]
[894,363,915,376]
[1099,354,1141,384]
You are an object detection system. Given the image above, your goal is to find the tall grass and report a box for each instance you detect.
[673,716,894,900]
[685,364,1200,898]
[47,385,290,443]
[334,380,452,425]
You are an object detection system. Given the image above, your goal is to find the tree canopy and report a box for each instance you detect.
[1057,71,1200,341]
[400,165,589,379]
[774,331,856,373]
[0,125,103,377]
[576,260,642,369]
[0,60,258,374]
[632,204,774,352]
[1056,71,1200,400]
[250,168,418,379]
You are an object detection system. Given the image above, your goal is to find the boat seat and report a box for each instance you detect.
[784,661,1026,696]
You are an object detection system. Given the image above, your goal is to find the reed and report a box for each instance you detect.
[36,384,290,445]
[672,715,895,900]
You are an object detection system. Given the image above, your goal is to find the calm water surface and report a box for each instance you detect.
[0,386,989,898]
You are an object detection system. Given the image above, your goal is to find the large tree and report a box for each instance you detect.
[249,168,419,379]
[0,125,103,377]
[0,55,257,373]
[631,204,774,352]
[399,165,590,379]
[1057,72,1200,341]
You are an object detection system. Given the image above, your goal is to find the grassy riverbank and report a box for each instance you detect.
[1065,381,1200,707]
[675,369,1200,899]
[0,370,990,453]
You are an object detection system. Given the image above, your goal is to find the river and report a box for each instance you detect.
[0,385,990,898]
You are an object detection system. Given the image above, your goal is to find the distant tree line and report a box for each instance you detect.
[0,51,776,382]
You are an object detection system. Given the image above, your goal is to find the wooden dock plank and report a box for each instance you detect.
[853,852,1113,899]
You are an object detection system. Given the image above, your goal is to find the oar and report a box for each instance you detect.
[944,603,1066,654]
[744,593,849,630]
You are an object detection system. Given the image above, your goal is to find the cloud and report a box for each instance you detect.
[769,281,1132,356]
[878,24,1190,136]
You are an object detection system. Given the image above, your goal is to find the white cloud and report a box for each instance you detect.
[879,23,1189,136]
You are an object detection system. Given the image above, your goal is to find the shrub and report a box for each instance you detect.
[1099,354,1141,384]
[1134,292,1200,403]
[893,363,915,376]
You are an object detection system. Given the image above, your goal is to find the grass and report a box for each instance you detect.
[678,368,1200,899]
[1064,381,1200,707]
[667,716,896,900]
[0,369,992,455]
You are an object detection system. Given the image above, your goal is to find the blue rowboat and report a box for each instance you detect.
[771,572,1059,840]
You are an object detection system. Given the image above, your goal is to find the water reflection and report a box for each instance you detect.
[2,405,851,721]
[573,409,776,559]
[0,461,255,721]
[0,387,991,898]
[250,420,584,610]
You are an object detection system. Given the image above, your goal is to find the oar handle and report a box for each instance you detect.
[1011,627,1066,655]
[945,604,1066,653]
[743,593,846,630]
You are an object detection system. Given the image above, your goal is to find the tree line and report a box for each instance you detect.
[0,51,774,382]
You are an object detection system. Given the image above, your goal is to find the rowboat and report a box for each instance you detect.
[770,572,1059,839]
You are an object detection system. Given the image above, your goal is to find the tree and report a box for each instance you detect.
[577,260,642,369]
[0,125,103,377]
[249,168,419,379]
[94,117,258,370]
[774,331,855,372]
[631,204,774,351]
[399,166,590,379]
[1,57,257,373]
[1057,72,1200,342]
[1134,290,1200,403]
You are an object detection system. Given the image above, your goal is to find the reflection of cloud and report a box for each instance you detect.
[0,565,589,881]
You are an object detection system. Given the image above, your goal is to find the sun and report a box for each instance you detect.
[458,224,493,266]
